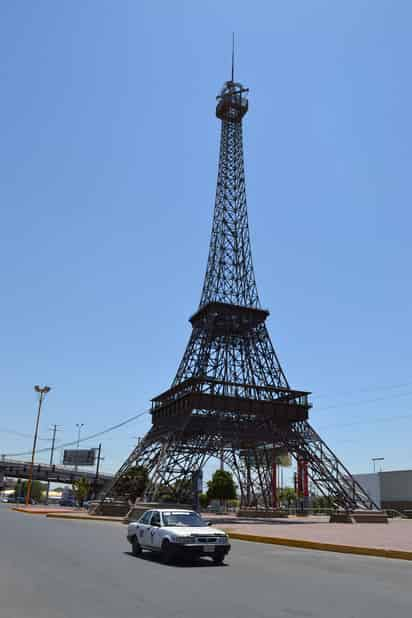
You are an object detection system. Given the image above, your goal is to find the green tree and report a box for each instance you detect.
[72,477,91,507]
[156,478,192,504]
[311,494,335,513]
[16,480,46,503]
[279,487,296,507]
[275,453,292,467]
[14,479,23,500]
[113,465,149,502]
[207,470,237,505]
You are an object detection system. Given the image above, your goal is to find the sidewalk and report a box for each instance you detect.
[207,513,412,559]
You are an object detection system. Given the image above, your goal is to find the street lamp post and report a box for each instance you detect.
[75,423,84,472]
[26,385,51,506]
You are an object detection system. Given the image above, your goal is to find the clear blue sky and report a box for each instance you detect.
[1,1,411,481]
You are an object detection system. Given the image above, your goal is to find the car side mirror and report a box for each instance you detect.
[203,520,211,526]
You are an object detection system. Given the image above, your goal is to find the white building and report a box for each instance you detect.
[354,469,412,513]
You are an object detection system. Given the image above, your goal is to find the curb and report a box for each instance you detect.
[46,513,123,523]
[11,507,46,515]
[10,506,79,517]
[10,506,44,515]
[226,532,412,562]
[11,507,73,515]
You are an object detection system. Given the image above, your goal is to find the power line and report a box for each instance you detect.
[0,428,36,439]
[0,428,51,441]
[315,412,412,431]
[314,380,412,401]
[315,389,412,412]
[3,409,150,458]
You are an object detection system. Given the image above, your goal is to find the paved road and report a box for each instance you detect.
[1,504,412,618]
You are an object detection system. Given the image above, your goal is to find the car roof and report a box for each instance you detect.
[150,509,195,513]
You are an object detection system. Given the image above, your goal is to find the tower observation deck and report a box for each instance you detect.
[216,80,249,122]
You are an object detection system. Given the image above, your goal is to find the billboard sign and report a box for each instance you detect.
[63,449,96,467]
[240,446,289,468]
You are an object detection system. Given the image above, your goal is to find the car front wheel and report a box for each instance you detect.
[212,552,225,565]
[161,539,175,564]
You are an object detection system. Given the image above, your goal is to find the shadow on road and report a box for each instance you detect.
[123,551,228,568]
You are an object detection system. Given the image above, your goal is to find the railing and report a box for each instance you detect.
[152,377,311,410]
[236,505,407,518]
[385,508,408,519]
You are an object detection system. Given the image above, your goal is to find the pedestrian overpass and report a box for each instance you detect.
[0,458,113,489]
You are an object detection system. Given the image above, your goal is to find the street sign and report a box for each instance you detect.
[63,449,96,467]
[240,446,289,468]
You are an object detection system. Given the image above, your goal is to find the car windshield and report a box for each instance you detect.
[162,511,205,527]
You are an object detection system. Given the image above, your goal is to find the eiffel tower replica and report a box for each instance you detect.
[99,61,376,512]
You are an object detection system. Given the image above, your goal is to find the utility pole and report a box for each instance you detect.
[93,443,102,499]
[26,385,51,506]
[45,424,61,504]
[74,423,84,472]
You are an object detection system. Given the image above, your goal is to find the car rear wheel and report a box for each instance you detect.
[131,536,142,557]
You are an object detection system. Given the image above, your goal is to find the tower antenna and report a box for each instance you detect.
[231,32,235,82]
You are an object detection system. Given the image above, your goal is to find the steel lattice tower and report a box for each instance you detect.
[100,70,376,511]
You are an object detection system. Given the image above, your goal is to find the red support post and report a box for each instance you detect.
[302,461,309,498]
[297,458,303,497]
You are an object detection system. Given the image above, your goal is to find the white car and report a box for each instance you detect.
[127,508,231,564]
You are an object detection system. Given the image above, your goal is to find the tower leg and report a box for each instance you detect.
[297,457,304,514]
[280,421,378,511]
[302,460,309,512]
[296,457,309,515]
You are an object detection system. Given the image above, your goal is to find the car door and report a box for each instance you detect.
[147,510,162,550]
[136,511,152,548]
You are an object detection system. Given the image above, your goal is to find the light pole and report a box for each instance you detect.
[26,385,51,506]
[372,457,384,473]
[75,423,84,472]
